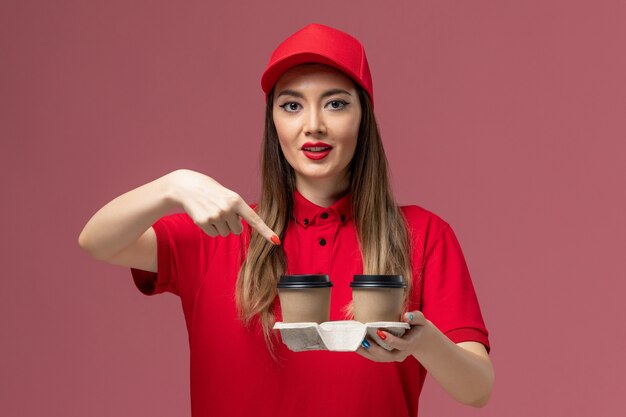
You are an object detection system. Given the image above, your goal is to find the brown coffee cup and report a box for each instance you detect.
[277,274,333,323]
[350,275,406,323]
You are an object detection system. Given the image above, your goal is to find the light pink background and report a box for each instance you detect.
[1,1,624,416]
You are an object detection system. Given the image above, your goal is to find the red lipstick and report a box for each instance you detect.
[301,142,333,161]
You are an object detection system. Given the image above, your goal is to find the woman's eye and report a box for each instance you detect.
[279,102,301,112]
[327,100,348,110]
[279,100,349,113]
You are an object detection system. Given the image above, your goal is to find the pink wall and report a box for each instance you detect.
[2,1,624,415]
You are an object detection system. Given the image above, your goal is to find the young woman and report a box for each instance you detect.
[79,23,493,417]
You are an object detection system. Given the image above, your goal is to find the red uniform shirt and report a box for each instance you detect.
[131,189,490,417]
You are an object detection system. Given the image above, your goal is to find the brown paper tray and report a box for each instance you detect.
[273,320,410,352]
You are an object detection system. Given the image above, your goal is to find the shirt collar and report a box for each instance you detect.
[293,189,352,227]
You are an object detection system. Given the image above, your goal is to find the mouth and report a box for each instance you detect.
[301,146,333,152]
[301,142,334,152]
[301,146,333,160]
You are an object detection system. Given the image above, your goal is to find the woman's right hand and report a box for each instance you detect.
[168,169,280,245]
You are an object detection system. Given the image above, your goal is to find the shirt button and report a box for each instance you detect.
[303,218,309,225]
[320,212,329,219]
[319,238,326,246]
[340,215,346,222]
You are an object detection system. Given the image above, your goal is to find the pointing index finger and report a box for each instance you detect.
[237,200,281,245]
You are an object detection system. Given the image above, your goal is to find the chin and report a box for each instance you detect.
[301,172,334,180]
[295,168,336,179]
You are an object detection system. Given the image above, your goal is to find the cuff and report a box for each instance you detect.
[445,327,491,353]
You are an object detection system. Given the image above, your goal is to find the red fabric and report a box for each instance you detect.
[131,189,490,417]
[260,23,374,106]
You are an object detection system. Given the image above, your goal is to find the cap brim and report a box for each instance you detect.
[261,52,363,98]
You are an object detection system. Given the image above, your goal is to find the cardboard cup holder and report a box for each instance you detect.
[273,320,411,352]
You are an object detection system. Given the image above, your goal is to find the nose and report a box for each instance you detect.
[303,106,327,136]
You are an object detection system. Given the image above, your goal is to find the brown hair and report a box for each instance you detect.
[235,82,414,355]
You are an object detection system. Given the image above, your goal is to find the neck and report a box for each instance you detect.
[295,174,350,207]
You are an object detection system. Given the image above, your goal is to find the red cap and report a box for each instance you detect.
[261,23,374,107]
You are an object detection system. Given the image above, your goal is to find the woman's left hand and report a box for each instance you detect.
[355,310,434,362]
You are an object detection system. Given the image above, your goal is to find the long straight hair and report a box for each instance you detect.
[236,82,414,354]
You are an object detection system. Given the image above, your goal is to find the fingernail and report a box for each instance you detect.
[361,339,370,349]
[405,312,414,321]
[376,329,387,340]
[271,235,281,245]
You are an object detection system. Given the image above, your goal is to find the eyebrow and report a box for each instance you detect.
[276,88,353,99]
